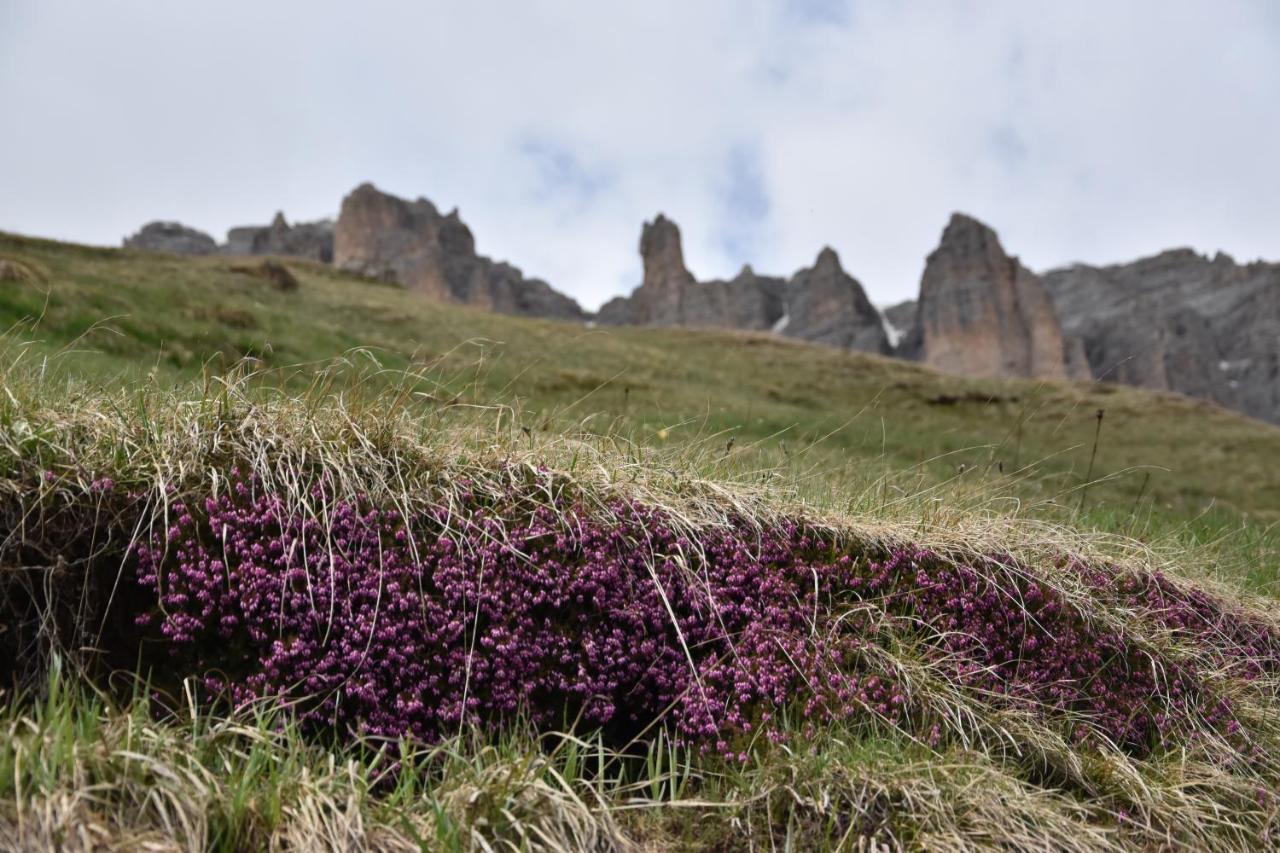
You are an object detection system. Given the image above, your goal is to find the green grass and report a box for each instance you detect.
[3,230,1279,532]
[0,667,1146,851]
[4,232,1280,850]
[4,362,1279,849]
[4,229,1278,597]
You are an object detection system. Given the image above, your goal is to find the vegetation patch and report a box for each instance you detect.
[0,258,39,284]
[3,361,1280,848]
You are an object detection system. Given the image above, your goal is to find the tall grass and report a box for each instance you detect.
[3,348,1280,849]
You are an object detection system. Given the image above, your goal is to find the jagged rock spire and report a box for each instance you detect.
[915,212,1068,379]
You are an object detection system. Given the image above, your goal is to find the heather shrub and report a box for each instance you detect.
[1075,561,1280,679]
[130,470,1263,760]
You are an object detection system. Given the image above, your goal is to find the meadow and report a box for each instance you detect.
[2,233,1280,850]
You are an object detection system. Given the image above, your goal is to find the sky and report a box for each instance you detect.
[2,1,1278,310]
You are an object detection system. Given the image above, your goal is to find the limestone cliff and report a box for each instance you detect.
[333,183,584,320]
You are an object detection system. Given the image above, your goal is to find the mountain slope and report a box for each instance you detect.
[2,229,1279,533]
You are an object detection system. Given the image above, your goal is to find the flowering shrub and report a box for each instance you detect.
[132,472,1265,758]
[1076,562,1280,679]
[864,552,1234,747]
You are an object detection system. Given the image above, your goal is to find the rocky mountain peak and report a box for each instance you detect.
[639,214,689,289]
[930,212,1011,272]
[943,211,996,238]
[786,246,888,353]
[223,211,334,263]
[1043,245,1280,423]
[599,215,886,353]
[814,246,842,272]
[123,221,219,256]
[333,182,583,320]
[917,212,1069,380]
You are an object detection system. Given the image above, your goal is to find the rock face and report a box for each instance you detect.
[786,247,889,353]
[123,221,218,256]
[915,214,1069,380]
[333,183,584,320]
[598,215,888,354]
[598,215,710,326]
[225,213,334,263]
[1043,250,1280,423]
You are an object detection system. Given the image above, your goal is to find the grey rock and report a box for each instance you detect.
[597,214,700,326]
[599,216,887,354]
[123,221,218,256]
[785,247,889,353]
[1043,249,1280,422]
[333,183,584,320]
[225,212,334,263]
[916,213,1068,380]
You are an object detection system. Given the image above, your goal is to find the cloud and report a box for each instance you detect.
[516,135,614,210]
[1,1,1277,310]
[714,143,772,267]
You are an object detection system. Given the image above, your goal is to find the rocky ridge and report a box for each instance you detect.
[122,186,585,321]
[333,183,585,320]
[123,221,219,256]
[225,213,334,263]
[120,191,1278,424]
[598,215,889,355]
[1043,249,1280,424]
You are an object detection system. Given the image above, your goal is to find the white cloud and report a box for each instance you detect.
[1,0,1277,310]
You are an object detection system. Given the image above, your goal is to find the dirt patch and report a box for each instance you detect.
[925,390,1021,406]
[229,260,299,292]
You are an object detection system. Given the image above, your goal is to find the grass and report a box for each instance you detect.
[8,667,1176,852]
[2,667,1167,852]
[2,233,1280,849]
[3,229,1280,536]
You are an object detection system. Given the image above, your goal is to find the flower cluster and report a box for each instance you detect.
[852,551,1234,748]
[132,472,1266,757]
[1079,563,1280,679]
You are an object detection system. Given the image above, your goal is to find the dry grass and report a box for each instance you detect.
[2,346,1280,850]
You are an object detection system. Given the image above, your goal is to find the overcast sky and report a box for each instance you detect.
[2,1,1278,309]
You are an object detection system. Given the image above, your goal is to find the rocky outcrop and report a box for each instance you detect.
[915,214,1069,380]
[1044,250,1280,423]
[597,215,704,326]
[123,222,218,256]
[333,183,584,320]
[786,248,889,353]
[707,265,789,331]
[229,259,300,292]
[225,213,334,263]
[598,215,887,354]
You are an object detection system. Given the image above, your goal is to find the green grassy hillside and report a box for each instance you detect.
[5,231,1280,850]
[2,230,1278,575]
